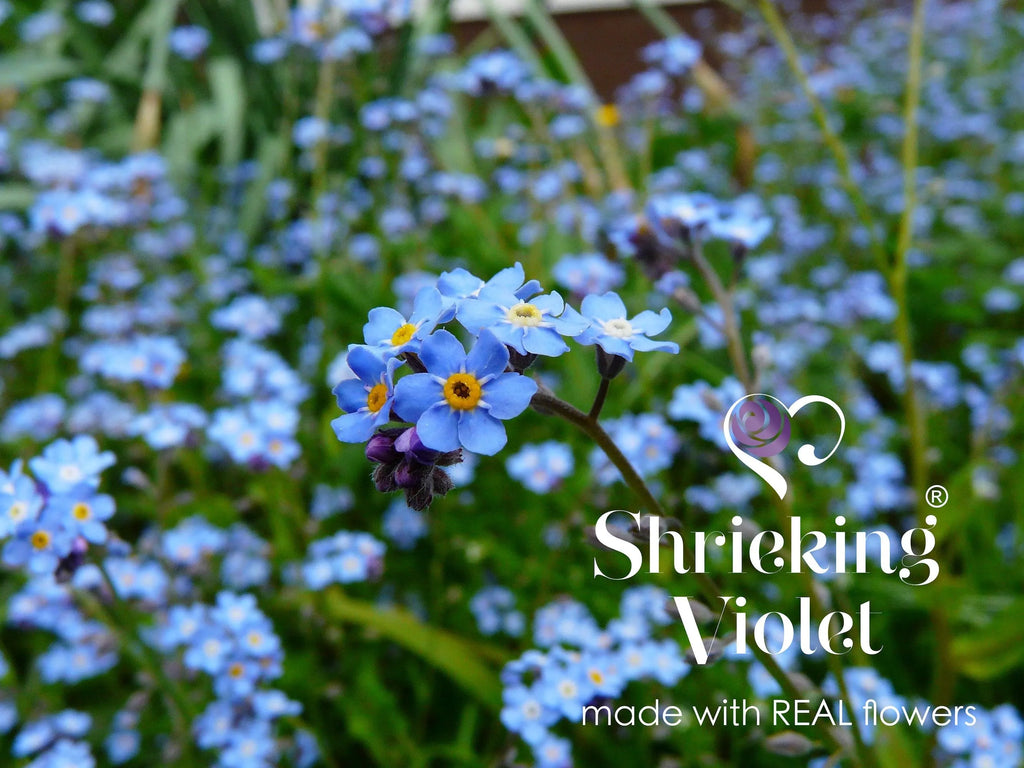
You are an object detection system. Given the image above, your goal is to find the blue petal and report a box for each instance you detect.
[597,336,634,361]
[416,404,461,452]
[574,326,599,347]
[581,292,627,322]
[466,329,509,379]
[419,330,465,377]
[530,292,565,314]
[630,308,672,336]
[363,307,405,345]
[437,268,483,298]
[486,263,525,294]
[522,327,569,357]
[346,344,386,385]
[514,279,542,300]
[410,286,445,326]
[482,373,538,418]
[457,409,507,455]
[489,323,528,354]
[393,373,443,422]
[333,379,370,414]
[332,412,376,443]
[457,299,506,334]
[551,303,590,336]
[629,336,679,355]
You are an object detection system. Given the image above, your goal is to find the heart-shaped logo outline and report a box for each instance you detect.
[722,393,846,499]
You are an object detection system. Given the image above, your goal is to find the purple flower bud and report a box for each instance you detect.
[366,432,401,464]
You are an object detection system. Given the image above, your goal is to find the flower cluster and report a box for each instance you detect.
[501,587,688,767]
[1,436,116,578]
[152,592,303,768]
[300,530,386,588]
[331,264,679,508]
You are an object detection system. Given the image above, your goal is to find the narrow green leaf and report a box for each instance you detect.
[0,185,37,211]
[208,57,247,169]
[0,54,76,89]
[320,589,505,708]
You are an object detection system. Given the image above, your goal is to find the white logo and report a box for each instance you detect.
[723,394,846,499]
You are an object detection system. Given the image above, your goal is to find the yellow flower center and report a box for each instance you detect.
[366,383,388,413]
[31,530,52,550]
[390,323,416,347]
[588,669,605,685]
[229,662,245,678]
[72,502,92,521]
[443,373,482,411]
[596,104,620,127]
[506,302,544,327]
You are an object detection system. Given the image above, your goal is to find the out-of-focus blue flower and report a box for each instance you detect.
[47,487,114,544]
[30,436,115,494]
[169,25,211,59]
[642,34,702,75]
[393,330,537,455]
[76,1,114,26]
[506,441,574,493]
[469,586,524,637]
[575,292,678,362]
[551,253,625,295]
[588,413,679,485]
[301,531,386,588]
[381,500,427,549]
[3,513,74,575]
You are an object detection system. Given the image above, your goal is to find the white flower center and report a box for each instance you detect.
[505,302,545,328]
[601,318,634,339]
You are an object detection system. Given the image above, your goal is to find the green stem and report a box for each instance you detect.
[91,560,198,736]
[690,239,753,390]
[754,0,885,273]
[588,377,611,420]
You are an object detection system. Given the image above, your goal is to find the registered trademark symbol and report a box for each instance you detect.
[925,485,948,508]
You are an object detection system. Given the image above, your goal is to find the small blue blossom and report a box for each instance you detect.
[575,292,678,361]
[330,346,402,443]
[363,286,445,358]
[393,330,538,455]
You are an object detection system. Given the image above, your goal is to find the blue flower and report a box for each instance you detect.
[48,486,115,544]
[362,286,444,357]
[29,436,115,494]
[437,262,541,315]
[393,330,537,455]
[457,288,587,357]
[2,513,73,575]
[330,346,402,443]
[709,209,773,250]
[575,292,678,361]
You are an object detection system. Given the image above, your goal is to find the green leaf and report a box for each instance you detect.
[0,185,36,211]
[0,54,76,89]
[951,599,1024,679]
[320,590,505,708]
[208,57,247,169]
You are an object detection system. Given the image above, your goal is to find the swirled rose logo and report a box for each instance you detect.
[723,394,845,499]
[728,397,791,458]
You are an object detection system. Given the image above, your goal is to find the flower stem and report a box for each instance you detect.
[93,560,197,732]
[588,377,611,420]
[754,0,885,273]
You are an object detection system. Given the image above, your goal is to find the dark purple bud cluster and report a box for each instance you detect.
[366,427,463,511]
